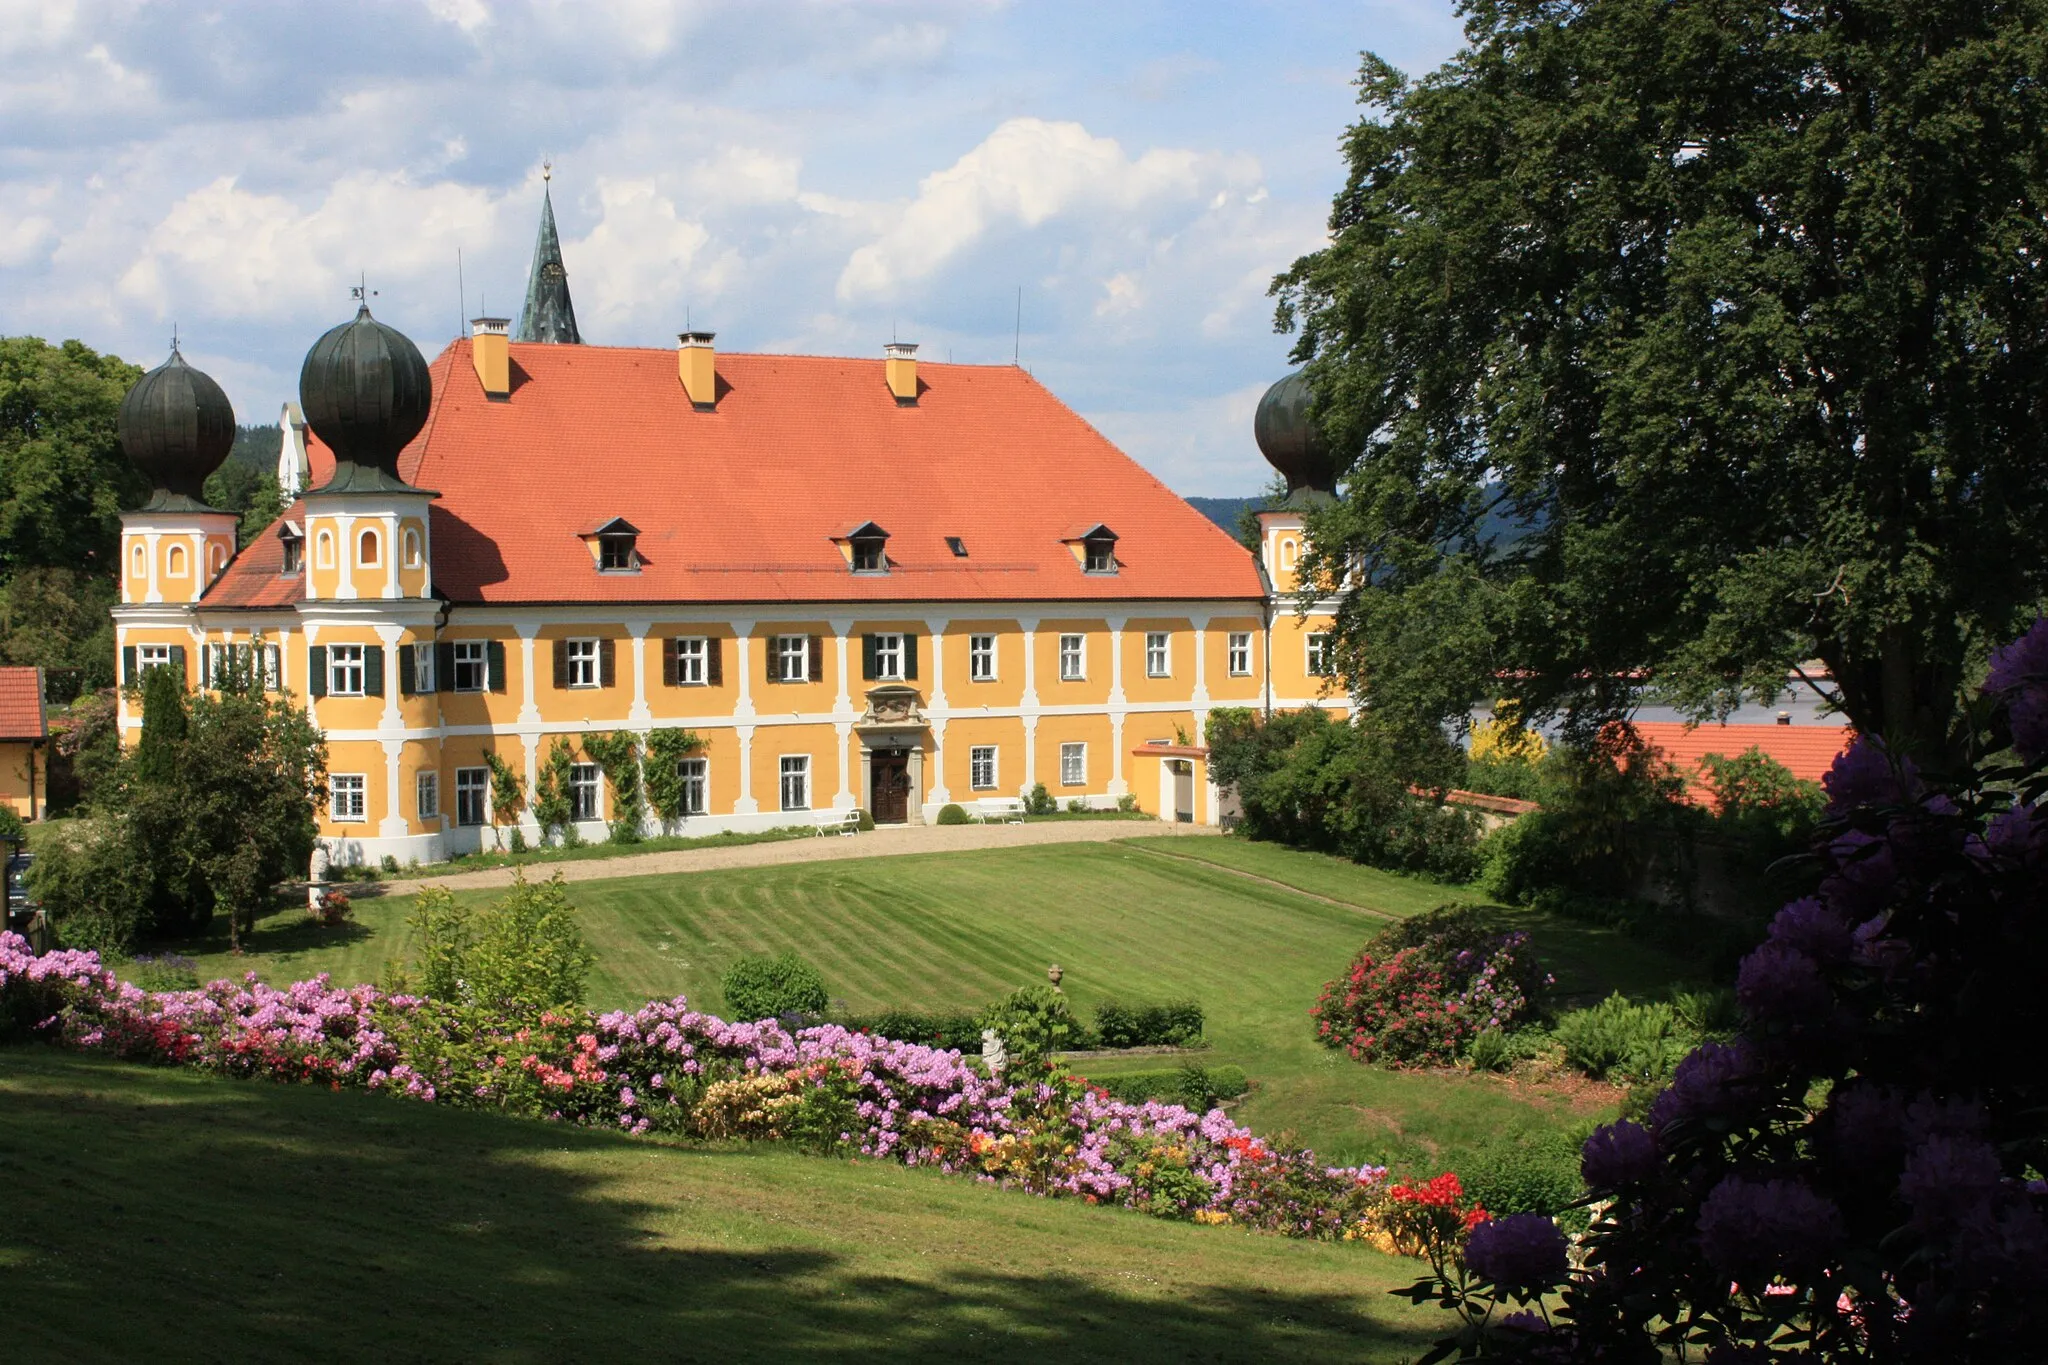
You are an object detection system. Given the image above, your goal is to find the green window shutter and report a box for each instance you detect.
[309,646,328,698]
[435,642,455,692]
[552,638,568,689]
[765,638,782,683]
[364,645,385,697]
[904,633,918,681]
[487,640,507,693]
[599,638,616,688]
[706,637,723,686]
[862,634,877,681]
[266,645,281,692]
[398,644,415,697]
[168,645,186,685]
[807,636,823,683]
[122,646,136,686]
[662,637,678,686]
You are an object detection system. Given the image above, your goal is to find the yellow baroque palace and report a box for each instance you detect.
[111,191,1345,864]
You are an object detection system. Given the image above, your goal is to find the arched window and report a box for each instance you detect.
[208,544,227,577]
[130,543,146,580]
[358,528,380,567]
[403,527,422,568]
[316,530,335,569]
[1279,538,1299,570]
[166,544,188,577]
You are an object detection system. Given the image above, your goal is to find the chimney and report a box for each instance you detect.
[678,331,717,410]
[885,341,918,406]
[471,317,510,400]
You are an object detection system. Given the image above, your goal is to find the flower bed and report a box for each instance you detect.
[1,932,1411,1242]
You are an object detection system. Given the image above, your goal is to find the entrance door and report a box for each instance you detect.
[1172,760,1195,824]
[871,750,910,825]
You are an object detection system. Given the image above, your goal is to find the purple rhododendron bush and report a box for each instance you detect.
[1399,621,2048,1363]
[0,932,1395,1239]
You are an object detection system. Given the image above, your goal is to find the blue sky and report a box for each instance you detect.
[0,0,1464,495]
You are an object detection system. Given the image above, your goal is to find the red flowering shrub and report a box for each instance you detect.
[1312,907,1548,1068]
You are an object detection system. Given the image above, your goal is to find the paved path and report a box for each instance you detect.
[372,820,1219,897]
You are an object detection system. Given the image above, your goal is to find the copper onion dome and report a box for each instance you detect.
[1253,371,1338,502]
[117,346,236,509]
[298,304,432,492]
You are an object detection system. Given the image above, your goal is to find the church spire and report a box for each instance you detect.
[515,165,582,344]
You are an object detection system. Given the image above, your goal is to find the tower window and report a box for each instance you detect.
[359,528,380,567]
[403,527,423,568]
[166,544,188,577]
[316,530,334,569]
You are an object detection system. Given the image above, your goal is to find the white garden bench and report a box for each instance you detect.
[972,797,1027,824]
[814,807,862,837]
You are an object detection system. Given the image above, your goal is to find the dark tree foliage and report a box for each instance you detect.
[1273,0,2048,767]
[0,336,145,576]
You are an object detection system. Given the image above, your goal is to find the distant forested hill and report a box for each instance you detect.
[1184,496,1263,537]
[229,424,280,468]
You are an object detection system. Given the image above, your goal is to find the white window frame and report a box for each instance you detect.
[452,641,487,693]
[416,770,439,822]
[1059,742,1087,788]
[315,530,334,570]
[1145,631,1170,678]
[1058,633,1085,682]
[569,762,602,822]
[674,636,708,686]
[329,774,366,823]
[1227,631,1252,677]
[776,634,811,683]
[1307,633,1333,677]
[566,638,601,689]
[969,745,998,791]
[677,757,709,816]
[779,755,811,811]
[412,645,436,695]
[872,632,904,681]
[968,633,996,682]
[454,767,489,827]
[138,644,173,670]
[329,644,365,696]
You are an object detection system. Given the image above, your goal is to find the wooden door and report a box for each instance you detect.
[871,751,910,824]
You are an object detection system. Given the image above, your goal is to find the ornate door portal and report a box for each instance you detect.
[870,749,910,825]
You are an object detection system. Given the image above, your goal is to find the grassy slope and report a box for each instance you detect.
[158,839,1694,1168]
[0,1049,1437,1363]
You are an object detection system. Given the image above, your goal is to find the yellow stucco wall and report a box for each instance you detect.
[0,741,40,818]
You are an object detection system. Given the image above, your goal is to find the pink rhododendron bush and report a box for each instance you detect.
[0,932,1395,1240]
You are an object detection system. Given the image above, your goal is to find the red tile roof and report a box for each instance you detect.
[0,667,45,741]
[203,502,311,609]
[1632,721,1853,796]
[207,341,1263,608]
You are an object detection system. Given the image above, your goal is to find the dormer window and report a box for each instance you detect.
[279,522,304,575]
[840,520,889,574]
[581,517,641,574]
[1064,522,1119,575]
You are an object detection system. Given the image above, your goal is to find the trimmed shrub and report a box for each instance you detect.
[978,983,1082,1062]
[721,950,828,1022]
[838,1007,983,1053]
[1094,999,1205,1048]
[1083,1064,1249,1109]
[856,809,875,832]
[935,803,971,826]
[1024,782,1056,815]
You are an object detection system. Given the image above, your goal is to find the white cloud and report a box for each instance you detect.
[565,178,720,331]
[836,118,1242,302]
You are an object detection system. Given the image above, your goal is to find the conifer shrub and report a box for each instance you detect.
[720,951,828,1022]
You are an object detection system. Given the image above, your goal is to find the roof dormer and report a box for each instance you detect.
[581,516,641,573]
[835,520,890,574]
[279,519,304,576]
[1063,523,1119,575]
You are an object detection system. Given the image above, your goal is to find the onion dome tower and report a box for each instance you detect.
[1253,371,1338,506]
[118,345,236,511]
[296,303,438,604]
[299,303,434,494]
[114,345,241,609]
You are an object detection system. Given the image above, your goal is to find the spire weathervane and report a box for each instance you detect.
[351,273,378,305]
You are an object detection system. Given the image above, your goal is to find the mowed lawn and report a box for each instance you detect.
[0,1049,1438,1363]
[167,837,1697,1167]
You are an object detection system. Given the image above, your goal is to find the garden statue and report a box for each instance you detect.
[307,843,331,914]
[980,1027,1006,1079]
[1047,963,1063,988]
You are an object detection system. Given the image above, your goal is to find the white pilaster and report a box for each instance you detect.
[626,620,652,725]
[335,514,358,600]
[379,738,406,838]
[735,723,758,813]
[143,532,163,603]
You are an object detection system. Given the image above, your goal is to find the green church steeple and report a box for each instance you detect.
[516,167,582,345]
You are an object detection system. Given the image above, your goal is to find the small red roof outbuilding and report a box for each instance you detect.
[0,667,47,742]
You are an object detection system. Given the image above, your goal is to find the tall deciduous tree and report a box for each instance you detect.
[1273,0,2048,765]
[0,337,145,575]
